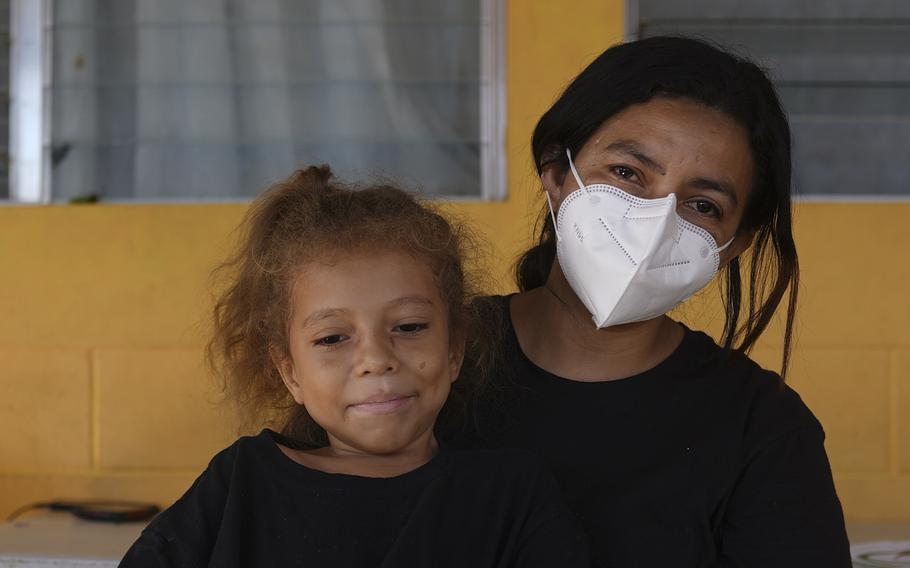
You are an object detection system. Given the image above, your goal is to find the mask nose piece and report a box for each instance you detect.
[589,195,601,205]
[700,246,710,259]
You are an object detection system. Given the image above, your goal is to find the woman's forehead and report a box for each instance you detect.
[581,98,754,198]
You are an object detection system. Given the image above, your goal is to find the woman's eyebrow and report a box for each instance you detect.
[688,177,739,206]
[605,140,666,175]
[606,140,739,206]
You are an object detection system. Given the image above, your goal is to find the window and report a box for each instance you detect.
[631,0,910,199]
[8,0,505,203]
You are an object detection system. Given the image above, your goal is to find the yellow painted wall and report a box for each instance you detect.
[2,0,909,522]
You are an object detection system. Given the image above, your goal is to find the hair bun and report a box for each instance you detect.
[293,164,333,191]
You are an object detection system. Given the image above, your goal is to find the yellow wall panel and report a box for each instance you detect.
[95,349,235,470]
[0,350,92,471]
[0,205,245,349]
[791,203,910,348]
[836,475,910,523]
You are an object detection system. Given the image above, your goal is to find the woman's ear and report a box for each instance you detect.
[271,346,305,404]
[539,144,570,204]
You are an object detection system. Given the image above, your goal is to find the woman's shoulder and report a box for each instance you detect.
[681,329,823,445]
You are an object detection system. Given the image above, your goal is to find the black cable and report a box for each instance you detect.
[6,501,55,522]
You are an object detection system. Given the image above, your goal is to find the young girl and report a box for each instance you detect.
[119,166,589,568]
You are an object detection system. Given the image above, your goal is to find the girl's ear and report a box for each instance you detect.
[448,338,466,384]
[271,346,305,404]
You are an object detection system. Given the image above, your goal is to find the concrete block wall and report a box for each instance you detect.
[0,205,243,517]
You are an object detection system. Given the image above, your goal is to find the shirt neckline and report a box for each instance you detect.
[256,429,450,487]
[500,293,719,389]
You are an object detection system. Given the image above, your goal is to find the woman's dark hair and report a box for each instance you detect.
[208,165,489,444]
[518,36,799,379]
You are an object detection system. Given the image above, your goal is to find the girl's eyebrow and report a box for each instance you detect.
[302,296,434,328]
[606,140,666,175]
[302,308,348,328]
[387,295,434,308]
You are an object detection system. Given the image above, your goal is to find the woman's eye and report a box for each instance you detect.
[687,199,719,217]
[394,323,427,335]
[314,334,347,347]
[611,166,638,181]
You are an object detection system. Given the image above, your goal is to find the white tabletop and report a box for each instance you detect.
[0,512,144,568]
[847,523,910,567]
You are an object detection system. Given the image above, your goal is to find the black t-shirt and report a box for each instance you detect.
[120,429,590,568]
[446,295,851,568]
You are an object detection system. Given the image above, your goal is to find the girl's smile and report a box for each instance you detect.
[348,393,417,414]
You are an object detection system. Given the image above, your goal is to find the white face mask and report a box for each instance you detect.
[546,148,734,328]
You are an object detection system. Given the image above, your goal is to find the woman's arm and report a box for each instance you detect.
[717,423,851,567]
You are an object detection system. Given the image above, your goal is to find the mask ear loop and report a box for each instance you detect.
[566,147,589,195]
[716,236,736,253]
[545,190,561,242]
[547,148,591,242]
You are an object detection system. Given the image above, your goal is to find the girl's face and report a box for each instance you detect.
[543,97,755,265]
[276,250,462,457]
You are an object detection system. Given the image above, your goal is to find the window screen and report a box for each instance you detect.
[49,0,500,201]
[637,0,910,198]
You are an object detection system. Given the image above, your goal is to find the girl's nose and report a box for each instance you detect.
[354,332,399,377]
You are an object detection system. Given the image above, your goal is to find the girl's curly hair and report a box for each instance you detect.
[207,165,489,445]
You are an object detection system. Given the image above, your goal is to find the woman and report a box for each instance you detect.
[451,37,851,567]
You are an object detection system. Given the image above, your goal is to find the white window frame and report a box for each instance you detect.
[479,0,508,202]
[9,0,51,203]
[7,0,506,204]
[624,0,640,42]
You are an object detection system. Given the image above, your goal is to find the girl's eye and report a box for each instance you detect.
[314,334,347,347]
[611,166,638,181]
[686,199,720,217]
[394,323,428,335]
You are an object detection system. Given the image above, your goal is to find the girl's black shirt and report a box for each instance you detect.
[446,295,851,568]
[119,429,589,568]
